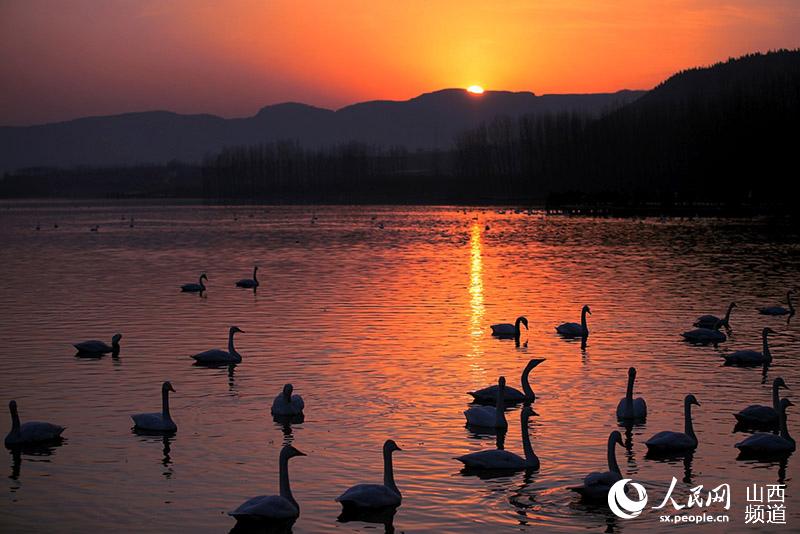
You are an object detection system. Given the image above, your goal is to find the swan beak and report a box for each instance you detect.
[693,400,701,406]
[169,385,176,393]
[530,410,540,417]
[296,450,307,456]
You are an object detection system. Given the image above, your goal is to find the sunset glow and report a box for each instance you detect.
[1,1,799,125]
[467,85,485,94]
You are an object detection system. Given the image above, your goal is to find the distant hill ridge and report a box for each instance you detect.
[0,89,643,172]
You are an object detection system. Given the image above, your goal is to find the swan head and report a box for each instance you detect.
[200,273,208,281]
[628,367,637,378]
[282,383,294,399]
[383,439,402,453]
[685,394,700,407]
[610,430,624,448]
[780,398,794,413]
[527,358,546,370]
[498,376,506,390]
[729,302,737,309]
[8,400,17,414]
[162,381,176,393]
[282,445,307,459]
[763,327,778,337]
[521,405,538,419]
[230,326,244,335]
[774,377,789,390]
[112,333,122,345]
[582,305,592,315]
[516,316,529,330]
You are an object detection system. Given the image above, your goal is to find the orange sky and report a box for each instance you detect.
[1,0,799,125]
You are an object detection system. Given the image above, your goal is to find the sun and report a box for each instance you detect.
[467,85,484,94]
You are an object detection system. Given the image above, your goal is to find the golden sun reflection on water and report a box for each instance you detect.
[469,222,484,339]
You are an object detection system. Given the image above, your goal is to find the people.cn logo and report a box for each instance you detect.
[608,478,649,519]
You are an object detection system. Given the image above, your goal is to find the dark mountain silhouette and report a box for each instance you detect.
[0,89,642,172]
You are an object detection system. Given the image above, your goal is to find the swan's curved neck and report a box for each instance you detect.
[253,268,258,283]
[779,406,793,443]
[514,317,523,336]
[624,374,635,416]
[199,276,206,290]
[279,452,298,508]
[772,383,782,412]
[228,330,237,354]
[383,448,399,494]
[787,292,794,313]
[724,303,734,322]
[581,309,588,331]
[762,332,772,361]
[162,388,171,419]
[9,405,20,431]
[684,401,696,442]
[607,435,620,475]
[521,414,535,462]
[521,364,535,400]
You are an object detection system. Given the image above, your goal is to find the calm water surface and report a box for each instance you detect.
[0,204,798,533]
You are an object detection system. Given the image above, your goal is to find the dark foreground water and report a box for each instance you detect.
[0,203,798,533]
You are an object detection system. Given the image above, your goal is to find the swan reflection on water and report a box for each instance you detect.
[7,442,63,482]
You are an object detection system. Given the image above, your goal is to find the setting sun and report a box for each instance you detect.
[467,85,484,94]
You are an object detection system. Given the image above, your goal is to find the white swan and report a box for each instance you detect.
[131,381,177,433]
[616,367,647,421]
[694,302,736,329]
[230,445,306,521]
[734,377,788,429]
[570,431,624,501]
[236,266,259,288]
[645,394,700,455]
[758,290,795,316]
[469,359,545,404]
[723,327,776,365]
[681,326,726,344]
[336,440,402,510]
[556,305,590,338]
[73,333,122,355]
[455,406,539,470]
[181,273,207,292]
[271,384,305,416]
[490,316,528,337]
[736,398,796,456]
[464,376,508,428]
[191,326,243,364]
[5,400,65,447]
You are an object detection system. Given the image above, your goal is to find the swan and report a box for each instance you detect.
[131,381,177,433]
[758,290,795,316]
[181,273,207,292]
[271,384,305,416]
[191,326,243,364]
[455,406,539,470]
[336,440,402,510]
[616,367,647,421]
[723,327,777,366]
[681,325,726,344]
[464,376,508,428]
[736,399,795,457]
[570,431,624,501]
[694,302,736,329]
[556,305,590,338]
[644,394,700,455]
[490,316,528,337]
[73,333,122,355]
[5,400,65,447]
[734,377,788,429]
[229,445,306,522]
[468,358,545,404]
[236,266,259,288]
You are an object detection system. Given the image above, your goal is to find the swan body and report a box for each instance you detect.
[181,273,207,292]
[464,376,508,428]
[191,326,243,364]
[336,440,402,509]
[694,302,736,329]
[736,399,796,456]
[236,266,259,288]
[556,305,590,338]
[645,394,700,455]
[616,367,647,421]
[758,291,794,316]
[131,382,177,432]
[73,333,122,355]
[682,327,726,343]
[723,327,775,366]
[456,406,539,470]
[490,316,528,337]
[734,377,787,429]
[570,431,624,501]
[271,384,305,416]
[230,445,306,521]
[469,358,545,404]
[5,400,65,447]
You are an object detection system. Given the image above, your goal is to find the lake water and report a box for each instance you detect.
[0,203,798,533]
